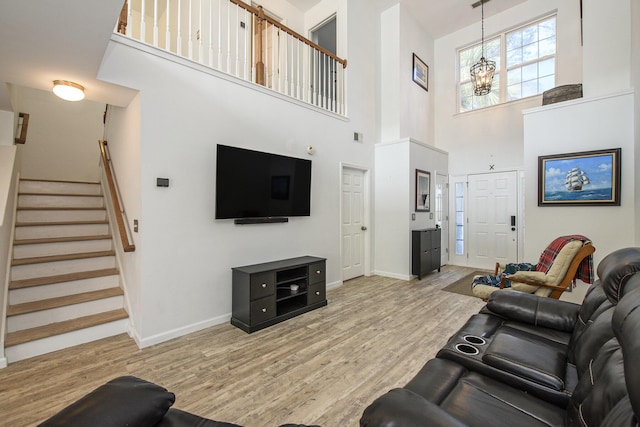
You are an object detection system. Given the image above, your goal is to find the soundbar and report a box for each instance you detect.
[234,217,289,225]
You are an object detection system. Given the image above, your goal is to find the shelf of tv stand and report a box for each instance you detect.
[230,256,327,333]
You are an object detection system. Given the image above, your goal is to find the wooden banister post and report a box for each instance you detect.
[254,5,265,86]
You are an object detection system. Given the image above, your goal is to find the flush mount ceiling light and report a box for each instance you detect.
[52,80,85,101]
[470,0,496,96]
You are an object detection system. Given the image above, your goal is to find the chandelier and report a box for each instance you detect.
[470,0,496,96]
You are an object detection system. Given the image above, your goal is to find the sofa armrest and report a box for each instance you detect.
[360,388,469,427]
[486,290,580,332]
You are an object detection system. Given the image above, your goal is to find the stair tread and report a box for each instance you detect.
[12,250,116,266]
[14,235,112,245]
[7,288,124,316]
[5,309,128,347]
[17,206,106,211]
[20,179,100,185]
[19,192,103,197]
[9,268,120,289]
[15,219,108,227]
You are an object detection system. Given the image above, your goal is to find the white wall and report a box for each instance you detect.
[97,0,380,344]
[374,139,447,279]
[582,0,632,98]
[103,98,142,332]
[523,92,635,267]
[0,145,18,368]
[379,3,434,144]
[0,110,14,146]
[12,86,105,182]
[433,0,582,175]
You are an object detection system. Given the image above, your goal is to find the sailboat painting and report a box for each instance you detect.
[538,148,621,206]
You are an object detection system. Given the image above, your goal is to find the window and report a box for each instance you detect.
[458,15,556,112]
[455,182,465,255]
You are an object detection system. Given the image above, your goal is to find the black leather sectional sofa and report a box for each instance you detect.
[39,247,640,427]
[361,247,640,427]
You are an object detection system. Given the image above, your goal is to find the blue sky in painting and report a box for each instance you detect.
[544,154,613,192]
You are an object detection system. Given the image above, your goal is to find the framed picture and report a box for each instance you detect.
[415,169,430,212]
[538,148,621,206]
[412,53,428,92]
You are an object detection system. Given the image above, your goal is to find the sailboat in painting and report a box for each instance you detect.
[565,167,590,192]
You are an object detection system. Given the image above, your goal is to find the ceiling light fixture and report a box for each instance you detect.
[470,0,496,96]
[52,80,85,101]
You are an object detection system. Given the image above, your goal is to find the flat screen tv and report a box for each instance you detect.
[215,144,312,220]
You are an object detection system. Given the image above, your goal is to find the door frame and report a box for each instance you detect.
[448,169,525,267]
[340,163,371,282]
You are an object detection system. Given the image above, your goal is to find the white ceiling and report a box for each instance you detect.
[0,0,526,109]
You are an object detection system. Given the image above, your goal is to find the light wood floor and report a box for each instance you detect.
[0,266,485,427]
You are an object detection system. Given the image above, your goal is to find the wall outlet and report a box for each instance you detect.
[412,213,416,221]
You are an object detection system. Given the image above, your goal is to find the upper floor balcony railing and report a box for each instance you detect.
[118,0,347,116]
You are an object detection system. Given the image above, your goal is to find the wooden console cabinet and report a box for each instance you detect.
[412,228,441,279]
[231,256,327,333]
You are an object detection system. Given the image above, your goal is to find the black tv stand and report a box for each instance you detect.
[230,256,327,333]
[234,217,289,225]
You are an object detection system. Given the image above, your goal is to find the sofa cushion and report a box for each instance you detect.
[482,329,567,391]
[38,376,175,427]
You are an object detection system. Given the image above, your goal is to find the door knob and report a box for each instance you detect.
[361,226,367,231]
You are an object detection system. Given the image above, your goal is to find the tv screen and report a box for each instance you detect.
[215,145,312,219]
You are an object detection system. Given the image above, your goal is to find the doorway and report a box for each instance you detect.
[341,166,368,281]
[310,15,337,108]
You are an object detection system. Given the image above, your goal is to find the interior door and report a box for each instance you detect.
[342,167,365,280]
[435,173,449,266]
[467,171,518,269]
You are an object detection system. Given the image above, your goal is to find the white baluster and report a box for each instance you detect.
[234,3,240,77]
[177,0,182,55]
[166,0,171,51]
[208,0,214,67]
[140,0,146,43]
[126,0,132,36]
[153,0,158,46]
[188,0,193,59]
[217,0,222,69]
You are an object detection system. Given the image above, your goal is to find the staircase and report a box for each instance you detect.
[5,179,129,362]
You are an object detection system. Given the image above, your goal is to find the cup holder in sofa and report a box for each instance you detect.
[463,335,486,346]
[455,343,479,355]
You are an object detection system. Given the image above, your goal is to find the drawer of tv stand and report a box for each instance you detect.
[250,296,276,324]
[308,282,326,305]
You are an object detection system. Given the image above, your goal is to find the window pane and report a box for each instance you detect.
[539,36,556,56]
[522,63,538,81]
[507,68,522,85]
[506,31,522,51]
[523,42,538,62]
[539,57,555,77]
[522,25,538,44]
[506,47,522,67]
[507,84,522,101]
[522,79,538,97]
[539,17,556,40]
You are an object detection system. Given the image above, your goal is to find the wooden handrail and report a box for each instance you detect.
[99,140,135,252]
[229,0,347,69]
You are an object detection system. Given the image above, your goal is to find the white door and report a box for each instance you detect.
[467,171,518,269]
[342,167,365,280]
[435,174,449,266]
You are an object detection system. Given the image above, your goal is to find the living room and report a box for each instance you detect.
[0,0,639,424]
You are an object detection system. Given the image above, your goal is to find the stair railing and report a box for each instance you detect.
[98,140,135,252]
[117,0,347,115]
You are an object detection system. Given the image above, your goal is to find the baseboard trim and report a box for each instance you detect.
[135,313,231,349]
[371,270,412,281]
